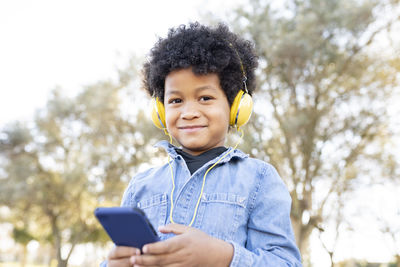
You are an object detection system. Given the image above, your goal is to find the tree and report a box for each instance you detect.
[0,58,163,267]
[228,0,400,262]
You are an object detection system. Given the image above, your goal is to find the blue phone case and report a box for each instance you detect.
[94,207,159,248]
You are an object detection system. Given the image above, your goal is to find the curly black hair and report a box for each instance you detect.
[142,22,258,106]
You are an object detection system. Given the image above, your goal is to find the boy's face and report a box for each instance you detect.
[164,68,230,156]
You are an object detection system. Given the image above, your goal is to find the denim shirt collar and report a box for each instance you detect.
[154,140,249,165]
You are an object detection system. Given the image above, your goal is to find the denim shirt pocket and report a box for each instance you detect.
[137,193,168,236]
[195,193,247,241]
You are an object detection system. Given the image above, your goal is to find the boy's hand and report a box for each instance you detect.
[130,224,233,267]
[108,246,140,267]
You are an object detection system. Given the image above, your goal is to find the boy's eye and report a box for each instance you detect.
[169,98,182,104]
[200,96,213,101]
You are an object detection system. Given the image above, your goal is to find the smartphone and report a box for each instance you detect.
[94,206,159,248]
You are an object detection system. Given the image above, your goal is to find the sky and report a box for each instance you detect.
[0,1,399,266]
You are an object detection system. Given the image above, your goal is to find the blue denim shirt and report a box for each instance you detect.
[102,141,302,266]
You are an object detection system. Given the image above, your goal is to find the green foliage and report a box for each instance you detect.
[12,227,35,245]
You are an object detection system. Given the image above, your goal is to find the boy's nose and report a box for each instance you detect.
[181,102,200,120]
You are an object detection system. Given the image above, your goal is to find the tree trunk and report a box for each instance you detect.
[57,259,68,267]
[292,217,308,265]
[20,244,27,267]
[396,254,400,267]
[49,214,70,267]
[292,216,313,256]
[329,251,334,267]
[292,213,322,267]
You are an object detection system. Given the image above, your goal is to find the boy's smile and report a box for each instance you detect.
[164,68,230,156]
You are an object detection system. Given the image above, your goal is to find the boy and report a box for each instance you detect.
[105,22,302,266]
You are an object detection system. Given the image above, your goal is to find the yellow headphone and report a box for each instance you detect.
[151,42,252,130]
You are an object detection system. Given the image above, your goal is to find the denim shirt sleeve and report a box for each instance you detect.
[228,164,302,267]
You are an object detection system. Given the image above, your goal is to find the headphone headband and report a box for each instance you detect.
[229,43,249,94]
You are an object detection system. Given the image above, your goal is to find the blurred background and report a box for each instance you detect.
[0,0,399,266]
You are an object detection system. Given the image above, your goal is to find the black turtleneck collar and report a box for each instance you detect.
[175,146,228,175]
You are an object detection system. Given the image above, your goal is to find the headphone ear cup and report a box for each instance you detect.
[230,91,253,128]
[151,98,166,129]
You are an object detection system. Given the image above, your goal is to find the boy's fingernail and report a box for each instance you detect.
[143,245,148,253]
[130,256,136,264]
[136,248,141,255]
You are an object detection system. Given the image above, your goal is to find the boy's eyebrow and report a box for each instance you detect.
[165,85,218,96]
[165,90,182,97]
[195,85,218,92]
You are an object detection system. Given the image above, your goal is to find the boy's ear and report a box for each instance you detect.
[230,90,253,129]
[151,98,166,129]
